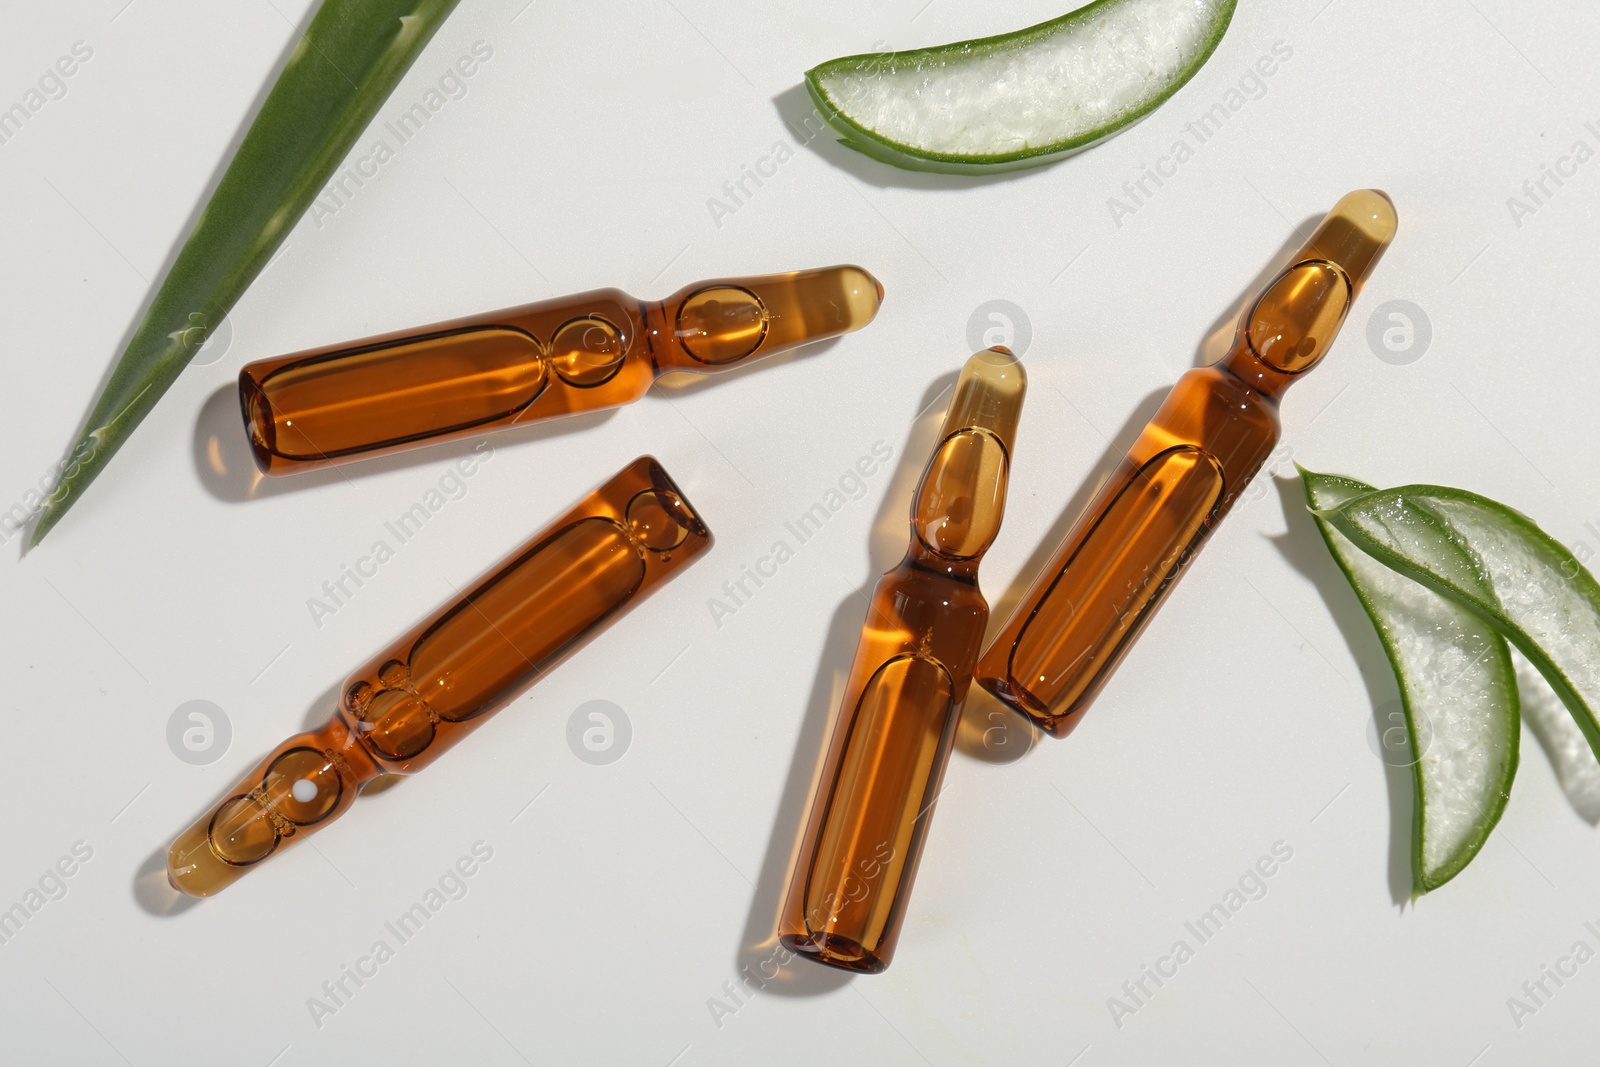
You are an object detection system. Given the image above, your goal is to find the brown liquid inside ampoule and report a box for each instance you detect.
[239,265,882,474]
[167,456,711,896]
[975,190,1398,737]
[778,348,1026,973]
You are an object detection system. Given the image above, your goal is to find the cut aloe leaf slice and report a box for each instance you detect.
[805,0,1237,174]
[1325,485,1600,765]
[1302,470,1518,891]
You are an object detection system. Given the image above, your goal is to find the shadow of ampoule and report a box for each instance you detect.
[1267,474,1413,906]
[132,849,200,918]
[953,685,1041,766]
[732,370,956,996]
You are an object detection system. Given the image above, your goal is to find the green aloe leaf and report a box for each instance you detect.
[805,0,1236,175]
[32,0,461,544]
[1301,468,1517,892]
[1323,484,1600,763]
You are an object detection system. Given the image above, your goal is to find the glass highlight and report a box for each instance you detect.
[976,190,1397,737]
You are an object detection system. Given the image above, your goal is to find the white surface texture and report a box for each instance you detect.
[3,1,1600,1065]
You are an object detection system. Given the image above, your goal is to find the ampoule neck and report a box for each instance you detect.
[1216,344,1298,402]
[319,711,385,783]
[903,543,980,583]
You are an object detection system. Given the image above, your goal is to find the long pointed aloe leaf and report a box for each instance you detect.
[1324,485,1600,764]
[1301,469,1517,892]
[32,0,461,544]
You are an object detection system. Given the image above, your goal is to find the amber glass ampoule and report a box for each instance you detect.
[238,265,882,474]
[778,348,1026,973]
[167,456,711,896]
[975,190,1398,738]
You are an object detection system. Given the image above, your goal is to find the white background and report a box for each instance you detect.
[3,0,1599,1064]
